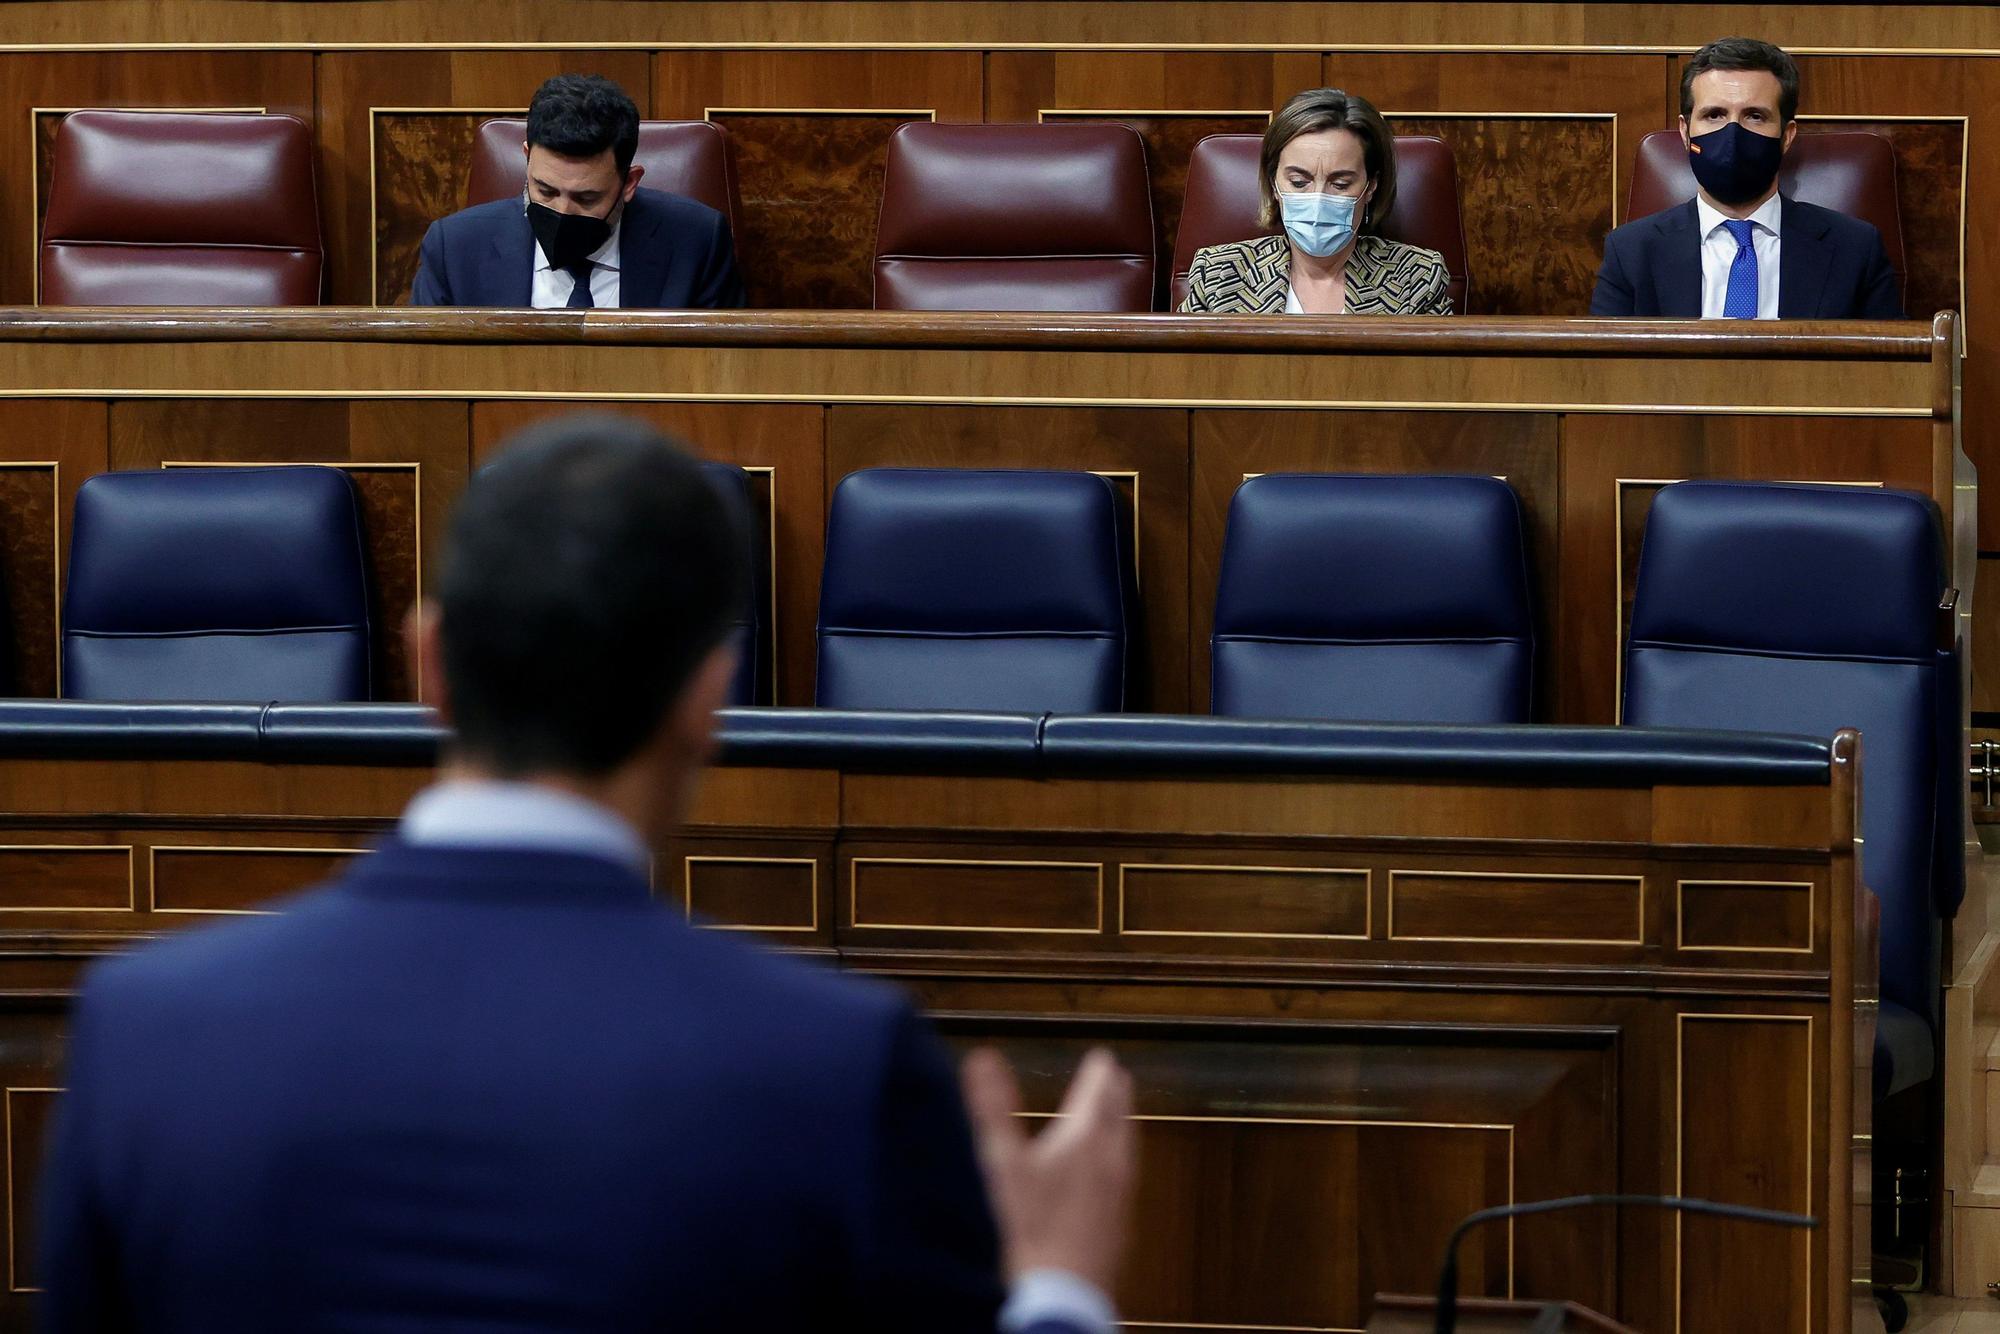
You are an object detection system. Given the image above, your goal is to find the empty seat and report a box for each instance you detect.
[873,122,1155,312]
[465,118,741,237]
[1211,474,1533,722]
[816,469,1129,712]
[1627,129,1905,307]
[40,110,322,306]
[1171,132,1472,311]
[1623,480,1959,1098]
[63,467,371,701]
[702,461,763,706]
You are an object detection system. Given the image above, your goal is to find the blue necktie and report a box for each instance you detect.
[1721,219,1759,319]
[564,260,595,309]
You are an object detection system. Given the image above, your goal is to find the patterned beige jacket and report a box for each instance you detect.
[1179,231,1454,315]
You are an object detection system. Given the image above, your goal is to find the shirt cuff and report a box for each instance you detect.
[1000,1268,1117,1334]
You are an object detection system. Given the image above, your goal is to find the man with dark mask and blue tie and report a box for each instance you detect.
[1591,38,1902,320]
[411,74,745,309]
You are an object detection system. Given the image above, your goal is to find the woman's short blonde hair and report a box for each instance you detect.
[1258,87,1398,234]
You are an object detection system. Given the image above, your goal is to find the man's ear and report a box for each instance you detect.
[406,600,452,722]
[1781,120,1799,152]
[622,164,646,201]
[1678,116,1693,150]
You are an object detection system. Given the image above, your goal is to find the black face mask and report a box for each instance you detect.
[1686,121,1787,207]
[526,199,614,271]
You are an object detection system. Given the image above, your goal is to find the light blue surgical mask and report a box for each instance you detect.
[1279,190,1360,258]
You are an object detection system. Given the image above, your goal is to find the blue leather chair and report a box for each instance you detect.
[63,467,372,701]
[815,468,1129,712]
[1210,474,1534,723]
[1624,480,1960,1102]
[702,462,763,707]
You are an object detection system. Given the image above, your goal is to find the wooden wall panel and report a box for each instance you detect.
[655,52,983,309]
[470,401,824,707]
[105,400,472,702]
[1796,118,1965,323]
[1557,414,1936,726]
[0,401,102,699]
[1188,410,1560,717]
[826,405,1192,711]
[0,52,314,305]
[1323,53,1668,316]
[314,50,652,306]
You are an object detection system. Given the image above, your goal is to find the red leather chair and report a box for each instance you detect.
[1627,128,1905,307]
[873,122,1155,312]
[1170,132,1472,311]
[40,110,322,306]
[465,118,741,237]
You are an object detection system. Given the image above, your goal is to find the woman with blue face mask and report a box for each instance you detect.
[1180,88,1453,316]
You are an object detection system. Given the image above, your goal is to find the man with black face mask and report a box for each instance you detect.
[1591,37,1901,319]
[411,74,744,310]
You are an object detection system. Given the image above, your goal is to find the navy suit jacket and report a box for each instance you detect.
[409,187,745,309]
[38,843,1077,1333]
[1590,196,1903,319]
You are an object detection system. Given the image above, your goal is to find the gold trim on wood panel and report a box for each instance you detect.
[848,855,1105,933]
[1674,1012,1814,1334]
[4,1085,58,1294]
[1115,862,1372,940]
[1034,107,1274,122]
[366,105,528,307]
[0,843,134,912]
[0,462,64,697]
[3,41,2000,56]
[1612,477,1887,721]
[1088,468,1140,585]
[1674,878,1816,955]
[1385,868,1646,945]
[682,854,819,933]
[702,106,939,120]
[145,843,365,915]
[29,106,267,306]
[1382,109,1620,226]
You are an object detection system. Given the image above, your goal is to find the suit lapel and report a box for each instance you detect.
[483,210,536,309]
[617,193,667,310]
[1654,202,1703,318]
[1778,196,1831,318]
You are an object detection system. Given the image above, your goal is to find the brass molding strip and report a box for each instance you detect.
[848,855,1105,934]
[682,854,819,933]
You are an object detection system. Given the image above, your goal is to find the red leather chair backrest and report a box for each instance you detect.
[873,122,1155,312]
[40,110,322,306]
[466,118,741,237]
[1170,132,1473,311]
[1628,128,1906,305]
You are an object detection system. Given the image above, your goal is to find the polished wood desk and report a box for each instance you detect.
[0,706,1875,1333]
[0,309,1962,729]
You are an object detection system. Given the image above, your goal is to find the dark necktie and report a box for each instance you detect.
[564,260,595,309]
[1721,219,1758,319]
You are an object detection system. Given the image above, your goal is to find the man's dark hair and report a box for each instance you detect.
[526,74,642,176]
[1682,38,1800,126]
[437,415,748,776]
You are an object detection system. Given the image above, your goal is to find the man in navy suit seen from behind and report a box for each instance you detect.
[1591,37,1902,320]
[410,74,745,309]
[37,414,1132,1333]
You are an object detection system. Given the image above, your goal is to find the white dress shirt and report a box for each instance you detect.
[1697,191,1782,319]
[530,221,622,309]
[396,778,1114,1334]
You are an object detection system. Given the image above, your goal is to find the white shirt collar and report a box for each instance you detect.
[1696,190,1784,241]
[531,215,623,275]
[399,779,649,878]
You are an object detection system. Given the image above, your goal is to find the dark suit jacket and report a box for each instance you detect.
[1590,196,1903,319]
[409,187,745,309]
[39,842,1077,1333]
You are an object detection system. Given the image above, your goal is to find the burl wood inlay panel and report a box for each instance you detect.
[1801,119,1964,321]
[684,856,817,932]
[1118,863,1369,940]
[711,112,929,310]
[1678,880,1815,954]
[0,845,130,912]
[373,110,511,305]
[149,846,360,914]
[0,465,57,699]
[1678,1015,1815,1334]
[848,856,1103,933]
[1386,116,1614,317]
[1388,870,1645,945]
